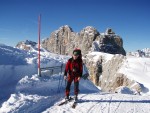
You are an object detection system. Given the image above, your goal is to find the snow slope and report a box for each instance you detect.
[0,44,150,113]
[0,44,69,99]
[119,56,150,94]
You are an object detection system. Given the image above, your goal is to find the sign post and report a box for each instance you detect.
[38,14,41,77]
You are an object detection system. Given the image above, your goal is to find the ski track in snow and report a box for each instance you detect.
[42,93,150,113]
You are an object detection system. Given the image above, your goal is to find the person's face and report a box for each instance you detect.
[73,54,79,60]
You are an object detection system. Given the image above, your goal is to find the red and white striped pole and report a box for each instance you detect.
[38,14,41,77]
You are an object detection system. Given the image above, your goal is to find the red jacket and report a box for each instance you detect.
[64,57,83,77]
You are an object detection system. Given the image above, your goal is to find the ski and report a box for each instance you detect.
[72,101,77,108]
[58,97,74,106]
[58,100,68,106]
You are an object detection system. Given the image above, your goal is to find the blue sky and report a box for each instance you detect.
[0,0,150,52]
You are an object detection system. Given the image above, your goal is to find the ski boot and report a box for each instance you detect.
[65,95,69,101]
[74,95,78,102]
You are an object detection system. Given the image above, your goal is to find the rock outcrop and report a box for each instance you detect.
[99,29,126,55]
[42,25,126,56]
[42,25,75,55]
[16,40,37,51]
[85,53,142,93]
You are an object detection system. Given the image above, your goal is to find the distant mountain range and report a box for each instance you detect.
[127,48,150,58]
[16,40,150,58]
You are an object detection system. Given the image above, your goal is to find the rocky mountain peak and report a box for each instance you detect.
[55,25,73,34]
[16,40,37,51]
[97,28,126,55]
[42,25,126,55]
[105,28,115,35]
[80,26,100,38]
[81,26,98,33]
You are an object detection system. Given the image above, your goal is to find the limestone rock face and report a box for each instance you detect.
[42,26,100,55]
[99,28,126,55]
[77,26,100,55]
[85,53,142,93]
[42,25,126,56]
[42,25,75,55]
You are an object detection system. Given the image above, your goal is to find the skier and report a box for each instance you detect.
[64,48,83,101]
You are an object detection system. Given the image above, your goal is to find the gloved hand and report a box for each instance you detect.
[78,77,81,81]
[64,76,67,80]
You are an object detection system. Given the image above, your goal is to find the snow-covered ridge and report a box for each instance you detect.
[16,40,37,51]
[86,51,114,63]
[119,56,150,92]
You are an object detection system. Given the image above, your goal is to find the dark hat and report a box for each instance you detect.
[73,50,80,56]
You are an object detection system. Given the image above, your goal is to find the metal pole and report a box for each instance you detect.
[38,14,41,77]
[61,64,63,74]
